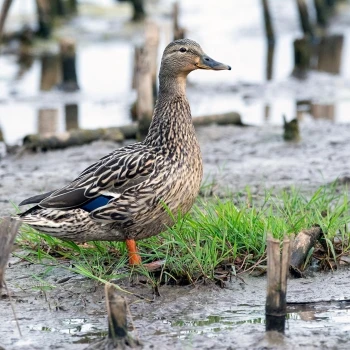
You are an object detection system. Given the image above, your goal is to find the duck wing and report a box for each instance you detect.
[36,143,157,210]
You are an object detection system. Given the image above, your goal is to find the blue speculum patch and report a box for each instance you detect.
[81,195,113,212]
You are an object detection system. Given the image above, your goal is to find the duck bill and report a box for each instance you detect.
[196,54,231,71]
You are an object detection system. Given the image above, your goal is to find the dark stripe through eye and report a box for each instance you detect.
[179,47,187,53]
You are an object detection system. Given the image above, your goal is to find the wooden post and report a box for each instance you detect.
[0,0,13,42]
[173,2,185,40]
[295,0,314,37]
[86,284,142,349]
[145,22,160,100]
[135,45,153,139]
[317,34,344,74]
[65,104,79,130]
[0,217,21,293]
[132,46,141,90]
[36,0,52,39]
[266,43,275,80]
[130,0,146,21]
[40,54,60,91]
[59,38,79,91]
[265,235,291,333]
[292,37,311,78]
[38,109,58,136]
[261,0,275,44]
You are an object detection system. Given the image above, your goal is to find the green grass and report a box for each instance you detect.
[16,184,350,286]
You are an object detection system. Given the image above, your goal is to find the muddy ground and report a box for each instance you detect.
[1,121,350,349]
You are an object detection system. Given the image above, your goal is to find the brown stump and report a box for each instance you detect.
[290,226,322,276]
[265,236,292,333]
[317,34,344,74]
[86,284,142,349]
[59,38,79,91]
[40,54,60,91]
[0,217,21,293]
[292,37,311,78]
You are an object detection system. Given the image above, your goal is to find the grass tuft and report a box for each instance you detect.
[16,184,350,285]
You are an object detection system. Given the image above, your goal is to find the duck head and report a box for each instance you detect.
[159,39,231,79]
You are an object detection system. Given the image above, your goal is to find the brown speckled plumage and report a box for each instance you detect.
[18,39,230,242]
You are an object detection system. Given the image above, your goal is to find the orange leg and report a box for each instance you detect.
[126,239,142,266]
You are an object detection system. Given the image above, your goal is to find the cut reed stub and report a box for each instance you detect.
[0,217,21,293]
[86,284,142,349]
[265,235,292,333]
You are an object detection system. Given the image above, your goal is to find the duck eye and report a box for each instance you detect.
[179,47,187,53]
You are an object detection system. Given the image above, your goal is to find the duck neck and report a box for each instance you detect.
[144,73,197,152]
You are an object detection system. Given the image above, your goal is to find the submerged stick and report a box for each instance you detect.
[265,235,291,333]
[290,226,322,276]
[0,217,21,293]
[86,284,142,349]
[22,112,243,151]
[0,0,13,42]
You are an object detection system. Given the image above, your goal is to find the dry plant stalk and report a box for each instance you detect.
[265,235,292,333]
[0,217,20,293]
[290,226,322,276]
[86,284,142,349]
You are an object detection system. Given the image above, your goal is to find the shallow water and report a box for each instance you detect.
[3,259,350,349]
[1,0,350,144]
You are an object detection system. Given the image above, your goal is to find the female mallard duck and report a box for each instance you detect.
[18,39,231,266]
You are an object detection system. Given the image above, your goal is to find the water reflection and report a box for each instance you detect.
[38,109,58,136]
[65,104,79,130]
[0,0,350,145]
[266,44,275,81]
